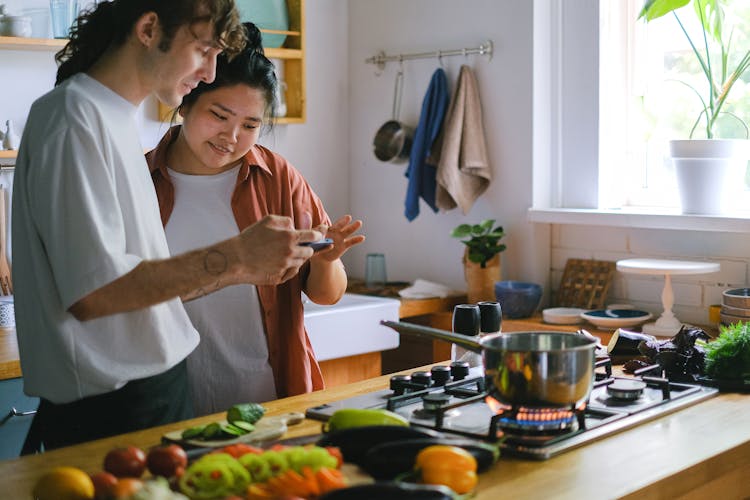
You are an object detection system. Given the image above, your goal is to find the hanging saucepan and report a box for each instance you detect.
[381,321,596,408]
[373,69,413,162]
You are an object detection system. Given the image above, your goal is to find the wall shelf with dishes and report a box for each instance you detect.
[158,0,306,125]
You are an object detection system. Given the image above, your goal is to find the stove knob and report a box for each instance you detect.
[411,371,432,387]
[430,365,451,386]
[389,375,411,395]
[450,361,470,380]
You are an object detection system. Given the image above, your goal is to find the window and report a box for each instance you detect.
[531,0,750,218]
[599,0,750,211]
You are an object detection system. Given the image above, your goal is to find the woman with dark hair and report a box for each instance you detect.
[13,2,323,452]
[146,23,365,412]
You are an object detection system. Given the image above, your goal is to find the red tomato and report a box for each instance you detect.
[89,471,118,500]
[146,444,188,478]
[103,446,147,478]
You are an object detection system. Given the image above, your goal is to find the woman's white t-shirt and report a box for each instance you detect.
[165,166,277,415]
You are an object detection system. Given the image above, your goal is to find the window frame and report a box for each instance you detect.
[531,0,750,231]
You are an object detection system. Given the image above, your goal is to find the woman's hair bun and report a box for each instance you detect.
[243,22,264,55]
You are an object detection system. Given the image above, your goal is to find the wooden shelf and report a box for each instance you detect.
[0,151,17,159]
[265,47,303,59]
[156,0,305,124]
[0,36,66,51]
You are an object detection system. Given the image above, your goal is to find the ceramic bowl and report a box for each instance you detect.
[580,309,652,329]
[722,288,750,309]
[542,307,586,325]
[494,281,543,319]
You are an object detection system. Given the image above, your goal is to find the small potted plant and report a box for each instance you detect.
[639,0,750,214]
[451,220,506,303]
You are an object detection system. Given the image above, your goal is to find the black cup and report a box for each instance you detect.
[453,304,480,337]
[607,329,657,357]
[478,301,502,334]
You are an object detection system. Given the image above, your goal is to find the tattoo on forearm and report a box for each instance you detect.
[204,249,228,276]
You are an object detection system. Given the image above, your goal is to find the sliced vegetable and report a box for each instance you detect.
[239,453,273,483]
[415,445,478,494]
[217,443,263,458]
[282,445,338,473]
[246,466,346,499]
[180,425,206,440]
[178,453,250,499]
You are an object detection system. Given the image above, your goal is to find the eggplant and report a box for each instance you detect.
[315,425,442,466]
[318,481,455,500]
[362,437,500,480]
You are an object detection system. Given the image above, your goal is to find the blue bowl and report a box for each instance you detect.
[494,281,543,319]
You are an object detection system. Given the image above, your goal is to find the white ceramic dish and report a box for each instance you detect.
[542,307,587,325]
[580,309,652,329]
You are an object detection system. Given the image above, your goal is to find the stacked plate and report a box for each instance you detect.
[721,288,750,325]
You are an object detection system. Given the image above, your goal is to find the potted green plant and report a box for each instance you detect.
[639,0,750,214]
[451,220,506,302]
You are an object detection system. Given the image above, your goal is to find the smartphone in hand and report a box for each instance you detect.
[299,238,334,251]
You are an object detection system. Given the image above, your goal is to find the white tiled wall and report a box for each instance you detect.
[550,224,750,326]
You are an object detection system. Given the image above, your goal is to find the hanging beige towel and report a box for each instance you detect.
[433,65,491,214]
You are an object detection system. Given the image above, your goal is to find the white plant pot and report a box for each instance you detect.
[669,139,750,215]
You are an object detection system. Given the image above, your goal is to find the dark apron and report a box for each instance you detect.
[21,359,192,454]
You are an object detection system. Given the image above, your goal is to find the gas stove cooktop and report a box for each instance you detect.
[305,362,719,460]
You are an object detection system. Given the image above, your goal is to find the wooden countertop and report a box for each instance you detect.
[0,327,20,380]
[0,363,748,498]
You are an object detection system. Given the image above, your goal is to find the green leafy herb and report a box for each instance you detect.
[704,321,750,379]
[450,219,506,268]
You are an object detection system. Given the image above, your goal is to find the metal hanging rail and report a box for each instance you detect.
[365,40,493,71]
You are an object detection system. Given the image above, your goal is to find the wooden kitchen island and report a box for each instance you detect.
[0,363,748,499]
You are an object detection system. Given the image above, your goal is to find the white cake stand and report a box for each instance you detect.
[616,258,720,337]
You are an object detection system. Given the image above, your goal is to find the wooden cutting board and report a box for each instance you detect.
[163,412,305,448]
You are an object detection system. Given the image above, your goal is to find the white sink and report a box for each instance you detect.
[303,293,400,361]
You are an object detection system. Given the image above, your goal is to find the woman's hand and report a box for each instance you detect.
[312,215,366,262]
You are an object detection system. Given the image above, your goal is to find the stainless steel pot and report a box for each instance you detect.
[381,321,597,408]
[373,70,413,162]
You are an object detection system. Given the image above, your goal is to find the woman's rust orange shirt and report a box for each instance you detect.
[146,126,327,397]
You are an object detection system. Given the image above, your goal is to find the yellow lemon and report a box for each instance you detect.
[32,466,95,500]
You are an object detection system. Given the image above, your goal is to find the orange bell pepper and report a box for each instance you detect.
[414,445,478,494]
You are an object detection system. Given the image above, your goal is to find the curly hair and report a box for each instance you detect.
[55,0,246,85]
[179,22,279,131]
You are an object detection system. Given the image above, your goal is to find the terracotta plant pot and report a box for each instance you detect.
[463,250,501,303]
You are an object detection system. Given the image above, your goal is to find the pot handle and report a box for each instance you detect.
[380,320,483,353]
[392,69,403,121]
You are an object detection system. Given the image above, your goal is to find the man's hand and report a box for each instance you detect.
[234,215,322,285]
